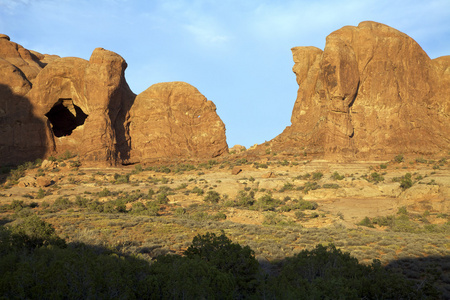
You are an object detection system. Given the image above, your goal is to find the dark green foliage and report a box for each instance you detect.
[149,254,235,299]
[203,190,221,203]
[0,222,440,299]
[184,232,260,295]
[393,173,414,190]
[191,186,204,195]
[312,172,323,180]
[268,244,427,299]
[358,216,374,228]
[302,181,321,194]
[113,173,130,184]
[225,190,255,207]
[279,182,295,192]
[291,198,318,211]
[36,188,46,199]
[364,172,384,183]
[51,197,73,210]
[331,171,345,180]
[394,154,404,163]
[255,193,281,211]
[7,216,66,249]
[130,202,159,216]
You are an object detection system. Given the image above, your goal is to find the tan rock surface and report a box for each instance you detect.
[1,36,227,166]
[26,48,136,164]
[129,82,228,162]
[269,21,450,158]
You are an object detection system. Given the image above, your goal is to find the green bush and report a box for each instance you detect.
[191,186,204,195]
[394,154,404,163]
[255,193,281,211]
[268,244,426,299]
[357,216,374,228]
[203,191,221,203]
[312,172,323,180]
[393,173,413,190]
[331,171,345,180]
[184,232,260,295]
[7,216,66,249]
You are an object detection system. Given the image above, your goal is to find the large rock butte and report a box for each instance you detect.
[267,21,450,158]
[129,82,228,162]
[0,35,228,165]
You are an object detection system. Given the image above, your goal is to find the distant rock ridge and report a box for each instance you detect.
[266,21,450,158]
[0,37,228,165]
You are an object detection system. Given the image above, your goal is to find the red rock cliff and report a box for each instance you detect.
[270,21,450,158]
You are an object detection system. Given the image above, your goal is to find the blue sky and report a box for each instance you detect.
[1,0,449,148]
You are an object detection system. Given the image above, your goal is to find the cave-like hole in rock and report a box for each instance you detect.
[45,99,88,137]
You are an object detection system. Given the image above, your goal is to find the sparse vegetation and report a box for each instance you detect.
[1,156,449,297]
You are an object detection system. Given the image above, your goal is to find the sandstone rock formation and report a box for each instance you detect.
[0,36,228,166]
[269,21,450,158]
[129,82,228,162]
[26,48,135,163]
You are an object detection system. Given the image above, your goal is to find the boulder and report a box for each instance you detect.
[231,166,242,175]
[269,21,450,158]
[36,176,52,187]
[129,82,228,162]
[229,145,246,153]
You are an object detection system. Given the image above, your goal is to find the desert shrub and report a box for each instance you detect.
[364,172,384,183]
[211,212,227,221]
[394,154,404,163]
[130,202,159,216]
[331,171,345,180]
[291,199,318,211]
[371,215,395,227]
[393,173,413,190]
[74,195,89,208]
[312,172,323,180]
[52,197,73,210]
[7,216,66,249]
[113,173,129,184]
[155,193,169,204]
[175,183,188,190]
[397,206,408,216]
[295,211,305,220]
[302,181,321,194]
[36,188,46,199]
[203,191,221,203]
[322,183,340,189]
[357,217,374,228]
[255,193,281,211]
[228,190,255,207]
[267,243,428,299]
[415,157,427,164]
[191,186,204,195]
[279,182,295,192]
[184,232,260,295]
[263,212,294,226]
[97,188,112,198]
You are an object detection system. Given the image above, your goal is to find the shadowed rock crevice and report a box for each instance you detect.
[45,99,88,137]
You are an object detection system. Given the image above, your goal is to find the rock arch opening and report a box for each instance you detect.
[45,98,88,137]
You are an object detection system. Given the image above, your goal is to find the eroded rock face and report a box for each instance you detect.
[0,36,228,165]
[25,48,136,164]
[271,21,450,158]
[129,82,228,162]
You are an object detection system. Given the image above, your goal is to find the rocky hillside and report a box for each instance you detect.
[266,21,450,159]
[0,34,228,166]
